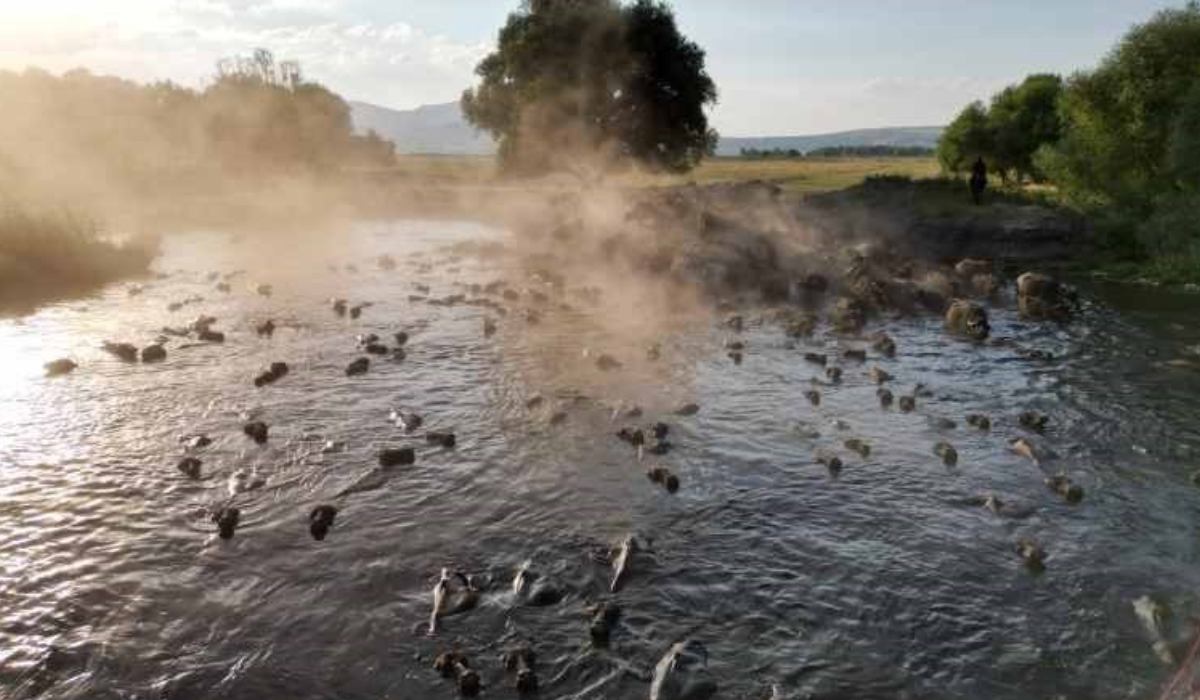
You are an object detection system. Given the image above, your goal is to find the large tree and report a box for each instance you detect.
[986,73,1063,182]
[1038,3,1200,210]
[461,0,718,174]
[937,101,993,175]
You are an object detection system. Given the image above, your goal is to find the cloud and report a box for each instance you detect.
[0,1,490,109]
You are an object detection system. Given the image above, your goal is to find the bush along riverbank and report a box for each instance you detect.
[936,5,1200,288]
[0,204,156,316]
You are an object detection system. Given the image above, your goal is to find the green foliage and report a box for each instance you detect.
[739,145,933,159]
[1168,77,1200,190]
[1045,3,1200,211]
[987,74,1063,181]
[1138,192,1200,258]
[937,102,992,175]
[1033,3,1200,276]
[461,0,718,174]
[937,4,1200,282]
[937,74,1063,182]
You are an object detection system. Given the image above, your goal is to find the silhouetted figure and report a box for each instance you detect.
[969,157,987,205]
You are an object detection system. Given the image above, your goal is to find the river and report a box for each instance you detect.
[2,220,1199,699]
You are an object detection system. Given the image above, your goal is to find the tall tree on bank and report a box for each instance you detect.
[461,0,718,175]
[1037,3,1200,211]
[987,73,1063,182]
[937,75,1063,183]
[937,101,993,175]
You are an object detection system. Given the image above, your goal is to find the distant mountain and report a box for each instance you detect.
[349,100,494,155]
[349,100,942,157]
[715,127,943,157]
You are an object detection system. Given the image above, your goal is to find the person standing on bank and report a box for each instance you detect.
[969,156,988,205]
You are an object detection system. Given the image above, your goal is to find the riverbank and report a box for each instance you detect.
[0,206,156,316]
[5,160,1177,319]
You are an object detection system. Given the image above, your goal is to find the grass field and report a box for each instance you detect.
[381,154,942,193]
[636,156,941,192]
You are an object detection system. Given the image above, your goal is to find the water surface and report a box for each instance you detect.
[2,221,1200,699]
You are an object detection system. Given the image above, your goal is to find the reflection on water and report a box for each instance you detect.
[2,220,1200,699]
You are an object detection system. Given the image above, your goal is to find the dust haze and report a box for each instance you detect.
[0,50,929,382]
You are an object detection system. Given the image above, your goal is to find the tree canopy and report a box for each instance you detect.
[1169,78,1200,191]
[461,0,718,174]
[1038,3,1200,210]
[937,102,993,175]
[938,3,1200,275]
[937,74,1063,182]
[987,74,1063,181]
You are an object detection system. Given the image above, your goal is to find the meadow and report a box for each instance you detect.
[378,154,942,193]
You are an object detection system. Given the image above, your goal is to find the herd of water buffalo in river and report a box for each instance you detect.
[36,243,1178,699]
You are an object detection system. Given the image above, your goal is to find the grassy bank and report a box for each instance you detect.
[0,205,156,315]
[639,155,941,192]
[373,154,941,193]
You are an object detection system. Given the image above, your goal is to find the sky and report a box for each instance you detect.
[0,0,1183,136]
